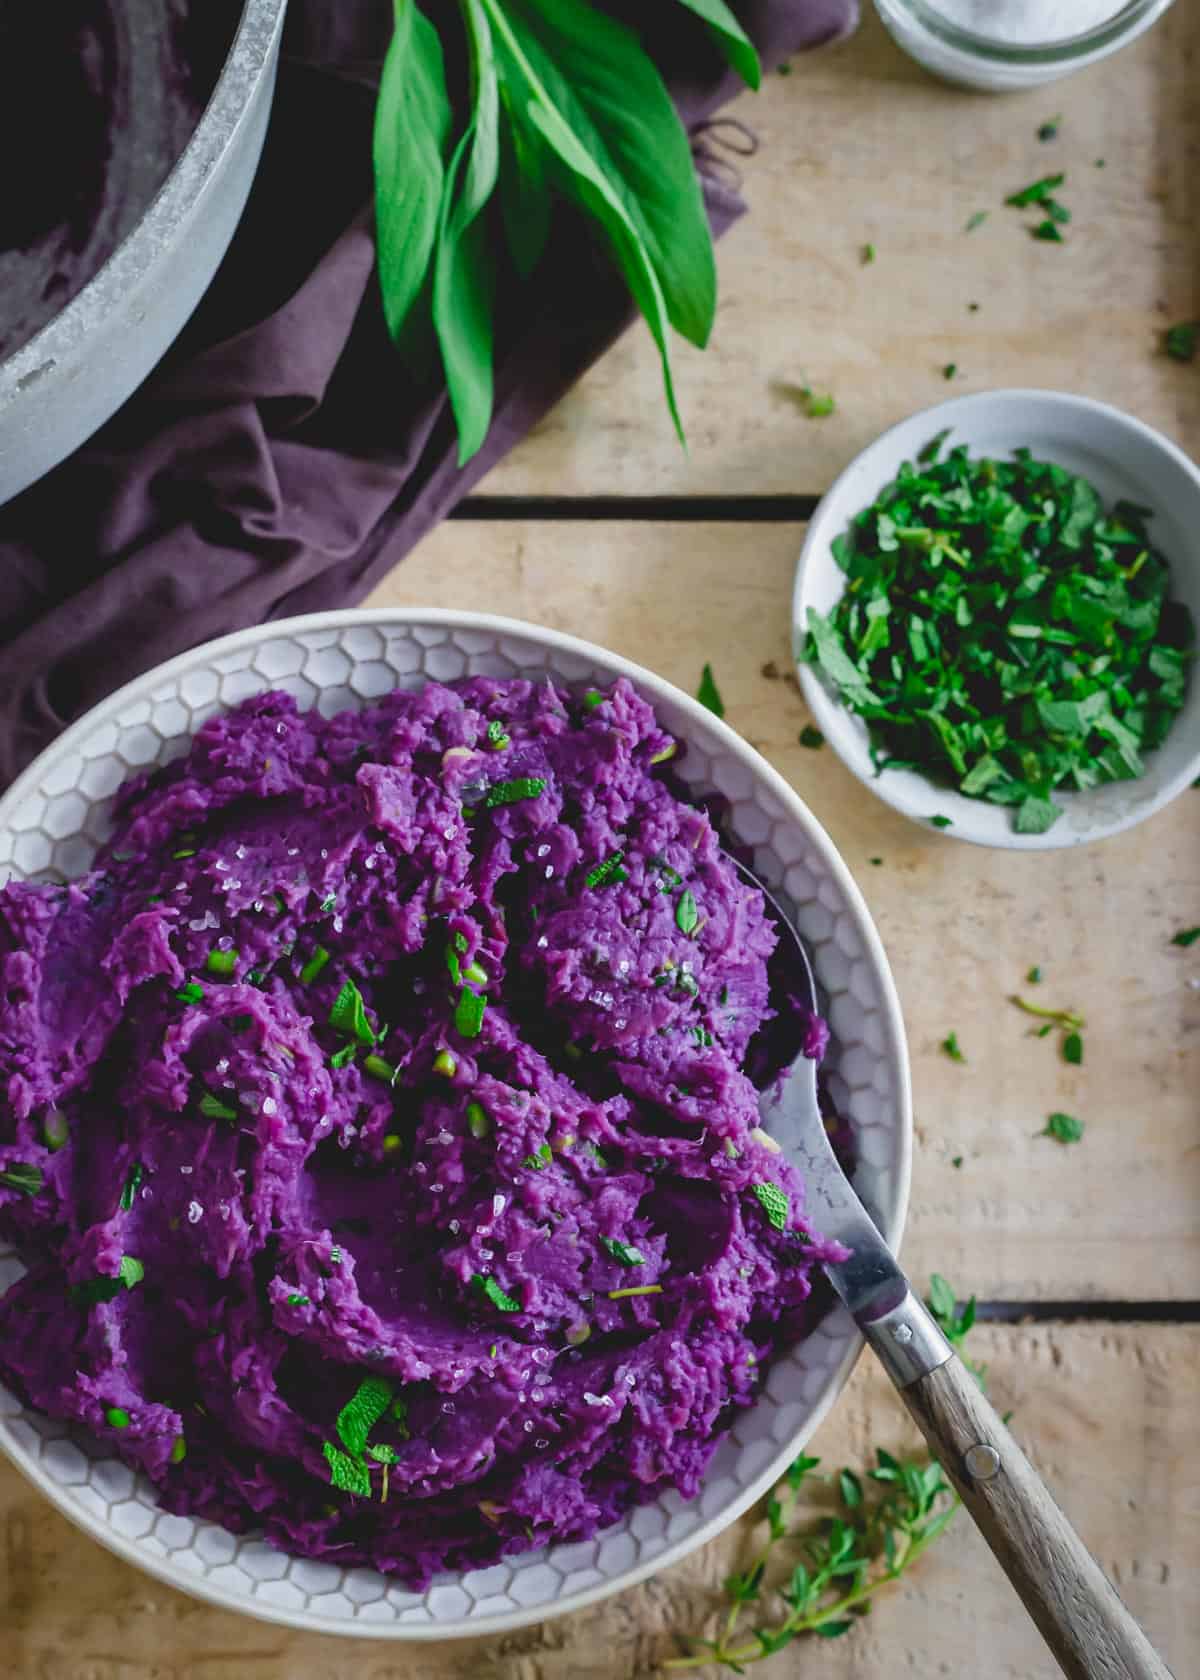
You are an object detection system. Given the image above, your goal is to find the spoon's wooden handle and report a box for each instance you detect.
[898,1353,1174,1680]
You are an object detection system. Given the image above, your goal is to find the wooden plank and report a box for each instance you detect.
[482,6,1200,497]
[365,520,1200,1301]
[2,1324,1194,1676]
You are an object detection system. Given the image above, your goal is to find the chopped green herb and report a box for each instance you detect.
[942,363,957,380]
[798,385,836,419]
[433,1049,457,1078]
[119,1163,144,1212]
[473,1274,521,1312]
[951,1155,963,1169]
[228,1013,254,1033]
[1063,1031,1083,1065]
[600,1236,646,1267]
[861,242,875,265]
[0,1163,43,1198]
[1026,966,1042,983]
[1170,926,1200,948]
[1041,1111,1084,1144]
[586,851,628,889]
[607,1284,662,1299]
[300,946,331,985]
[205,949,238,977]
[72,1255,144,1308]
[697,663,726,718]
[1032,219,1064,243]
[1037,115,1061,141]
[199,1092,239,1121]
[171,849,196,861]
[1165,322,1198,364]
[330,1043,357,1070]
[486,718,511,749]
[649,742,677,765]
[287,1292,310,1306]
[329,979,376,1047]
[652,856,684,892]
[245,968,267,988]
[675,889,700,936]
[582,689,605,710]
[329,1247,343,1265]
[169,1436,187,1465]
[323,1441,371,1497]
[522,1142,553,1171]
[454,987,486,1039]
[43,1110,69,1151]
[799,726,825,749]
[320,894,337,914]
[799,446,1192,832]
[917,428,951,464]
[1005,172,1065,208]
[466,1100,491,1139]
[363,1054,398,1085]
[869,856,883,866]
[482,777,547,809]
[940,1031,965,1064]
[105,1406,132,1430]
[964,210,988,233]
[929,816,953,830]
[752,1181,790,1231]
[368,1442,398,1464]
[175,982,204,1006]
[1010,995,1084,1030]
[336,1375,394,1459]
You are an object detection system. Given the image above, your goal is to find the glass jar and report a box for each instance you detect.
[873,0,1176,92]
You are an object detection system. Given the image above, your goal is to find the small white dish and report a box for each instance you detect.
[793,389,1200,850]
[0,610,911,1639]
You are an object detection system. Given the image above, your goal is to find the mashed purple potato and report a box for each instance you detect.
[0,677,841,1584]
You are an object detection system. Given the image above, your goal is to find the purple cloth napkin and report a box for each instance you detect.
[0,0,856,786]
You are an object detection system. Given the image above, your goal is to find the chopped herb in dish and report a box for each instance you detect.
[586,851,628,889]
[600,1236,646,1267]
[482,777,547,809]
[800,447,1193,833]
[0,1163,42,1198]
[751,1181,789,1231]
[473,1275,521,1313]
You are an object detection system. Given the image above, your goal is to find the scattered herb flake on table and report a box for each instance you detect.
[1165,322,1198,363]
[1041,1111,1084,1144]
[861,242,876,265]
[799,725,825,749]
[799,446,1194,832]
[697,662,725,718]
[940,1031,966,1064]
[1171,926,1200,948]
[1037,115,1061,142]
[965,210,987,233]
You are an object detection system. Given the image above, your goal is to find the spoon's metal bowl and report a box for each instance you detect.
[0,0,288,507]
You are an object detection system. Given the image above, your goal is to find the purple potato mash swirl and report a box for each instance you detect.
[0,677,843,1585]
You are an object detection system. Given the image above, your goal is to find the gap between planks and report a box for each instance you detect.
[454,495,822,522]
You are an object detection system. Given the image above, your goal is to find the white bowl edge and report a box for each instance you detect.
[0,607,913,1638]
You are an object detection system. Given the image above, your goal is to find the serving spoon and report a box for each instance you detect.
[739,860,1173,1680]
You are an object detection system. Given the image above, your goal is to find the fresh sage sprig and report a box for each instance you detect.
[373,0,761,464]
[665,1276,981,1672]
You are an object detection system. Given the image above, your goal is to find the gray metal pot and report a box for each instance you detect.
[0,0,288,507]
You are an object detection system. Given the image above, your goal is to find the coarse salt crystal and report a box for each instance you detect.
[583,1391,613,1408]
[493,1193,506,1218]
[187,1201,203,1224]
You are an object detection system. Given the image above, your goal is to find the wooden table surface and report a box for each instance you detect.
[4,7,1198,1677]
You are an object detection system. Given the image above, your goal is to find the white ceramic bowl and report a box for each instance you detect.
[793,390,1200,850]
[0,611,910,1638]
